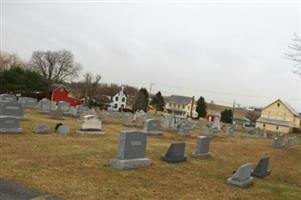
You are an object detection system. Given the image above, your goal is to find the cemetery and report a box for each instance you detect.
[0,106,300,200]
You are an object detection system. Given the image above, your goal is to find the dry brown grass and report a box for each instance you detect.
[0,110,300,200]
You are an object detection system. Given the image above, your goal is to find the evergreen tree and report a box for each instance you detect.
[221,109,233,124]
[150,91,165,114]
[132,88,149,112]
[196,96,207,118]
[0,67,49,95]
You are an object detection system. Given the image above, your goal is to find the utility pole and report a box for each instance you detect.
[149,83,154,95]
[232,100,236,125]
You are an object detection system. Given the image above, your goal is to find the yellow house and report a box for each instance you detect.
[256,99,301,133]
[164,95,198,118]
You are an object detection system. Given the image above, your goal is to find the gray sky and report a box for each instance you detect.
[1,0,301,110]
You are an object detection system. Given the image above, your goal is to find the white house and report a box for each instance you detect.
[164,95,197,118]
[108,87,127,111]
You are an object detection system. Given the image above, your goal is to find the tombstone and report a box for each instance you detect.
[57,125,70,134]
[177,123,191,136]
[64,106,76,117]
[212,113,221,131]
[246,127,256,135]
[144,119,162,135]
[0,94,16,102]
[0,116,22,133]
[122,113,134,126]
[33,123,50,134]
[133,113,145,127]
[74,105,89,117]
[38,98,51,114]
[110,131,152,170]
[161,143,187,163]
[161,115,177,129]
[0,101,24,119]
[202,127,216,137]
[77,115,105,134]
[18,97,38,108]
[50,101,57,110]
[49,110,64,120]
[287,137,298,146]
[272,135,285,148]
[57,101,70,113]
[251,157,271,178]
[227,163,253,188]
[225,125,235,136]
[192,136,211,159]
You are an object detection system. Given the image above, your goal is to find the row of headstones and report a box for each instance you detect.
[272,134,298,148]
[38,98,94,118]
[110,130,271,188]
[122,111,153,127]
[0,94,25,133]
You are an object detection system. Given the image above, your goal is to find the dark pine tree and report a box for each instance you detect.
[150,91,165,114]
[196,96,207,118]
[132,88,149,112]
[221,109,233,124]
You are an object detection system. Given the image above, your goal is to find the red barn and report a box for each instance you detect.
[50,85,81,107]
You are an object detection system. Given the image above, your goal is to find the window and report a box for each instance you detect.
[276,126,279,130]
[115,97,119,101]
[122,97,125,102]
[277,103,280,107]
[182,105,185,109]
[114,104,118,108]
[263,124,266,128]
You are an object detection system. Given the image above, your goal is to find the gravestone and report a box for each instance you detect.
[177,123,191,136]
[122,113,134,126]
[50,110,64,120]
[57,101,70,113]
[110,131,152,170]
[272,135,285,148]
[18,97,38,108]
[133,113,145,127]
[0,94,16,102]
[0,116,22,133]
[192,136,211,159]
[74,105,89,117]
[212,114,221,131]
[0,101,24,119]
[77,115,105,134]
[287,137,297,146]
[57,125,70,134]
[64,106,76,117]
[246,127,256,135]
[227,163,253,188]
[161,115,176,129]
[225,125,235,136]
[33,123,50,134]
[38,98,51,114]
[251,157,271,178]
[161,143,187,163]
[202,127,216,137]
[144,119,162,135]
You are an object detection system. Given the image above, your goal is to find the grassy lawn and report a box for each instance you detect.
[0,110,300,200]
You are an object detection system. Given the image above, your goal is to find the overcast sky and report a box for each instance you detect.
[1,0,301,110]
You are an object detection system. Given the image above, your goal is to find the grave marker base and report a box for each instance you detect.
[110,158,152,170]
[0,128,22,134]
[227,177,253,188]
[191,152,211,159]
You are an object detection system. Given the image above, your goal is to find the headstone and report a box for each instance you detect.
[246,127,256,135]
[177,123,191,136]
[74,105,89,117]
[133,112,145,127]
[110,131,152,170]
[18,97,38,108]
[272,135,285,148]
[38,98,51,114]
[212,114,221,131]
[0,101,24,119]
[144,119,162,135]
[202,127,216,137]
[225,125,235,136]
[49,110,64,120]
[33,123,50,134]
[57,125,70,134]
[227,163,253,188]
[161,115,176,129]
[77,115,105,134]
[192,136,211,159]
[0,116,22,133]
[161,143,187,163]
[287,137,297,146]
[0,94,16,102]
[122,113,134,126]
[251,157,271,178]
[57,101,70,113]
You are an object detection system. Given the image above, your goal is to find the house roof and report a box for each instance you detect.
[256,117,293,127]
[165,95,193,105]
[263,99,299,117]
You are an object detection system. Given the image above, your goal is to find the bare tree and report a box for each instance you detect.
[30,50,82,83]
[83,72,101,106]
[0,51,25,71]
[286,33,301,75]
